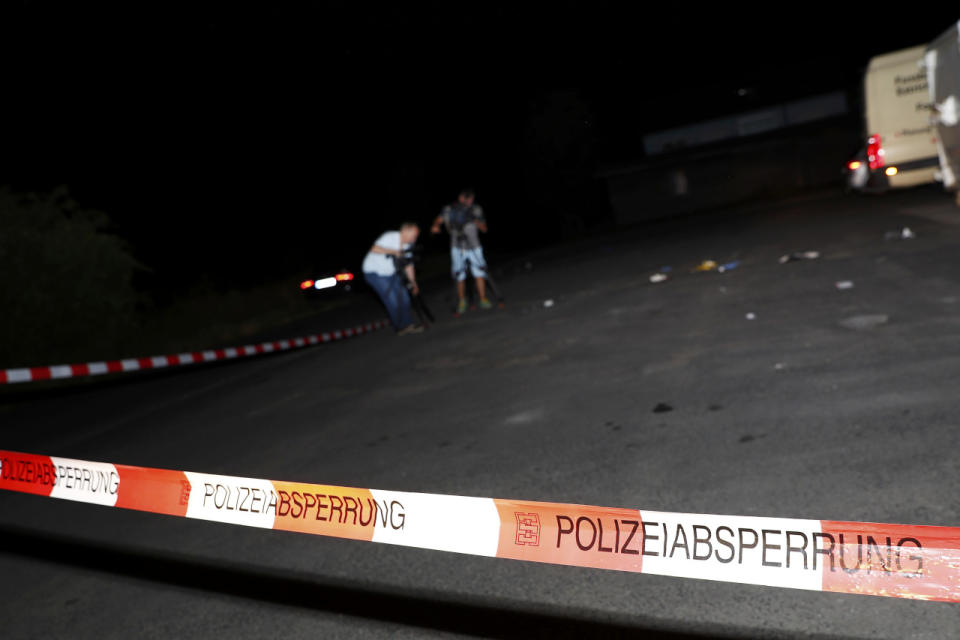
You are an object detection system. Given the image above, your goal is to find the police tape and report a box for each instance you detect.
[0,320,391,385]
[1,448,958,602]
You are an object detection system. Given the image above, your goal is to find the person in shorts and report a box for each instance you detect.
[430,188,490,314]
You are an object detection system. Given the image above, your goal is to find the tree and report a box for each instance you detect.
[0,186,140,367]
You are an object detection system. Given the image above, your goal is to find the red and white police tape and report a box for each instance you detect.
[0,320,391,385]
[1,449,958,602]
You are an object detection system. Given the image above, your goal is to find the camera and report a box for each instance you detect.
[391,244,422,268]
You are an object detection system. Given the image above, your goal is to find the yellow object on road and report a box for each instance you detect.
[693,260,717,272]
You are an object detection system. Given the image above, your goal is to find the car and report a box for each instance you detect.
[843,148,870,193]
[298,268,360,298]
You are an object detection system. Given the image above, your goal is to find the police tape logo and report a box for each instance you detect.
[179,479,192,505]
[515,512,541,546]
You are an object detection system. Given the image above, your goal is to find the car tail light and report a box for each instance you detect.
[315,277,337,290]
[335,272,354,281]
[300,280,314,290]
[867,135,885,170]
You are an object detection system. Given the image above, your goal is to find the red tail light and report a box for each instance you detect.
[300,280,314,290]
[335,272,354,281]
[867,135,885,170]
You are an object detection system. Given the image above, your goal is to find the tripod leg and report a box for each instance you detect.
[484,272,505,304]
[415,294,435,323]
[465,258,475,308]
[405,285,430,327]
[415,303,429,326]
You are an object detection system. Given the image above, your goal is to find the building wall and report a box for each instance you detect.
[605,122,861,225]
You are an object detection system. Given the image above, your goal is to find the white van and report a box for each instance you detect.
[846,45,940,192]
[925,21,960,203]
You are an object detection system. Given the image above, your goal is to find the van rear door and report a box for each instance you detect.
[864,45,939,188]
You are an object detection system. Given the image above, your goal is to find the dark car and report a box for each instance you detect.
[298,267,360,298]
[843,148,870,193]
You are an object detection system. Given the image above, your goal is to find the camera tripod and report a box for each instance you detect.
[394,252,434,327]
[454,254,505,315]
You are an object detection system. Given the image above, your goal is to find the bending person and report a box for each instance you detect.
[362,222,423,335]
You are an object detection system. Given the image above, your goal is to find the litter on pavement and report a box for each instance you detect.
[718,260,740,273]
[649,273,668,283]
[652,402,674,413]
[693,260,717,272]
[884,227,915,240]
[835,280,855,290]
[779,251,820,264]
[543,299,555,308]
[745,312,756,320]
[838,314,889,330]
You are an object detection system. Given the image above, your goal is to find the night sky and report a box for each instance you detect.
[3,3,957,294]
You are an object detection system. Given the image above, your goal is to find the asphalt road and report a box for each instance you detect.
[2,186,960,639]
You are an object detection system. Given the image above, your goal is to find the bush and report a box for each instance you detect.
[0,186,140,367]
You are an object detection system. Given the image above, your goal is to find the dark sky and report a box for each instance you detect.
[2,3,957,292]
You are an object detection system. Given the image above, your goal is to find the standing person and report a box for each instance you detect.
[362,223,423,335]
[430,188,490,314]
